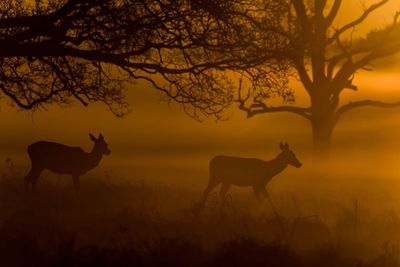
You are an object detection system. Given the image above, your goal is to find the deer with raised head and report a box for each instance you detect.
[24,133,110,191]
[200,142,302,205]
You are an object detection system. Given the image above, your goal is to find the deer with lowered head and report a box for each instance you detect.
[200,142,302,205]
[24,133,110,191]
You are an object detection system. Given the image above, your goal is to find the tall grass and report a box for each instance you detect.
[0,166,400,266]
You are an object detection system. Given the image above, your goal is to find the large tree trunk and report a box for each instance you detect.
[311,118,334,157]
[310,89,336,158]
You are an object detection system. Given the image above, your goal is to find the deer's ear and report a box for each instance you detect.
[89,133,97,142]
[284,142,289,149]
[279,142,284,150]
[98,133,104,140]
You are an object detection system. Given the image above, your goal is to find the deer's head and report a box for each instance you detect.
[90,133,111,155]
[279,142,302,168]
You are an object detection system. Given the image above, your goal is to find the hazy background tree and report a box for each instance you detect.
[263,0,400,155]
[172,0,400,156]
[242,0,400,155]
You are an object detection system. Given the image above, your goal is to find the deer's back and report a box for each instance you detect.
[28,141,86,174]
[210,155,269,186]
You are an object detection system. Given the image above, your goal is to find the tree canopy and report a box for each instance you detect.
[0,0,290,118]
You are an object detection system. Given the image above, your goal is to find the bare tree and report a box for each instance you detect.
[209,0,400,155]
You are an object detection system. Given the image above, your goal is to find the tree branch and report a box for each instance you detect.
[335,99,400,122]
[291,0,309,31]
[238,100,311,120]
[237,83,310,119]
[292,56,313,93]
[325,0,341,27]
[327,0,388,44]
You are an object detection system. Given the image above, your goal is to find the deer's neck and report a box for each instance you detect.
[267,155,288,176]
[84,147,103,170]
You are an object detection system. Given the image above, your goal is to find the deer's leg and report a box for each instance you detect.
[253,186,262,201]
[72,175,80,192]
[260,187,268,201]
[200,178,220,202]
[25,166,43,191]
[219,183,231,199]
[31,169,43,191]
[194,178,220,216]
[203,180,219,196]
[198,181,218,207]
[24,170,34,191]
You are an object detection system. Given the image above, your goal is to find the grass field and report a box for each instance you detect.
[1,161,400,267]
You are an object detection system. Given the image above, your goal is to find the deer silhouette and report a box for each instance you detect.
[24,133,110,191]
[200,142,301,204]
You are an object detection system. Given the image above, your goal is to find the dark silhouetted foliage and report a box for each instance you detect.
[0,0,292,120]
